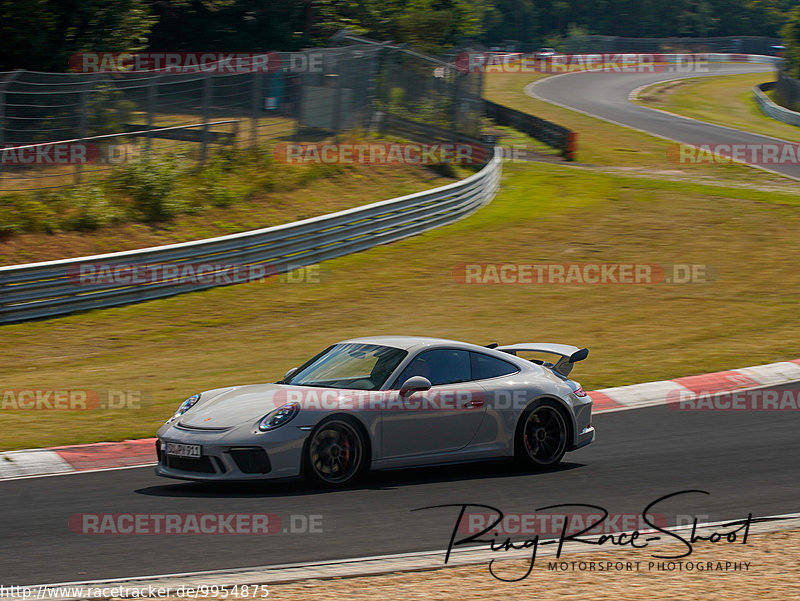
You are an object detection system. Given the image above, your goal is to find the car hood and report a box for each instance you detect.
[178,383,301,429]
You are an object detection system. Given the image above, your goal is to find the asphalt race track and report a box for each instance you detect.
[526,63,800,179]
[3,391,799,585]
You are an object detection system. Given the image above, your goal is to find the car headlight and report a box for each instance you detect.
[258,402,300,431]
[172,393,201,419]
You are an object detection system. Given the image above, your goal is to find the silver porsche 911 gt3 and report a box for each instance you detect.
[156,336,594,486]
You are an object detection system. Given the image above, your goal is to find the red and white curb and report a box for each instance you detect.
[3,359,800,481]
[590,359,800,411]
[0,438,156,480]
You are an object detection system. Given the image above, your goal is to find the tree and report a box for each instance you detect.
[0,0,155,71]
[781,5,800,77]
[2,0,797,72]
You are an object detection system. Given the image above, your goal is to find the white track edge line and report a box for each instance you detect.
[0,462,157,482]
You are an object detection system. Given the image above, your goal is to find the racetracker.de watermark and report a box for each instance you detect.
[269,388,590,411]
[0,389,148,411]
[456,52,711,74]
[69,513,323,535]
[459,512,670,536]
[67,263,321,286]
[667,143,800,165]
[452,263,714,285]
[1,143,99,165]
[668,388,800,410]
[271,388,486,411]
[69,52,326,73]
[0,584,270,599]
[273,142,487,165]
[0,142,147,166]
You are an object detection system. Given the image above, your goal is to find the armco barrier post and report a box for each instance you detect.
[75,88,88,184]
[201,73,212,163]
[251,72,262,147]
[565,131,578,161]
[146,75,159,153]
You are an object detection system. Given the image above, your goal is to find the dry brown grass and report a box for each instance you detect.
[0,163,456,266]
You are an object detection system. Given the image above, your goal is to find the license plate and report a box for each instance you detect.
[164,442,201,458]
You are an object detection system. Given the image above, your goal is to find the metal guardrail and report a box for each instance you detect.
[380,114,484,147]
[556,36,782,55]
[647,53,779,64]
[754,81,800,127]
[484,99,576,159]
[0,150,502,324]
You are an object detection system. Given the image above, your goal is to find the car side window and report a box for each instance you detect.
[393,349,471,387]
[470,352,519,380]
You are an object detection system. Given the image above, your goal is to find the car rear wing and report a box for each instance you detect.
[494,343,589,377]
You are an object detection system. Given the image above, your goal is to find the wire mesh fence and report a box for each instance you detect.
[0,42,485,193]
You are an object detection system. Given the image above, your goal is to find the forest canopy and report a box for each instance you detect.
[0,0,797,71]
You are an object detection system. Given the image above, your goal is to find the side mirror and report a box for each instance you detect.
[400,376,432,394]
[283,367,299,381]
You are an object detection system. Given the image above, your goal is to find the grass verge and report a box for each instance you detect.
[3,161,800,449]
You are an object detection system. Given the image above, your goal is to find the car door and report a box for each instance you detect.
[380,348,487,459]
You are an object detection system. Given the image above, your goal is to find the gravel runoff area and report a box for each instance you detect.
[128,526,800,601]
[262,528,800,601]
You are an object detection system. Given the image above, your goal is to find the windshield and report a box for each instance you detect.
[283,343,408,390]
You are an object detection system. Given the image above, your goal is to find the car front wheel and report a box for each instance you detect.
[305,417,366,487]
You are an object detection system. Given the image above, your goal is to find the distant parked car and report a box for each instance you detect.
[534,47,559,60]
[769,45,785,58]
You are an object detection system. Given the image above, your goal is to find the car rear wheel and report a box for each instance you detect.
[305,417,366,487]
[515,400,568,469]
